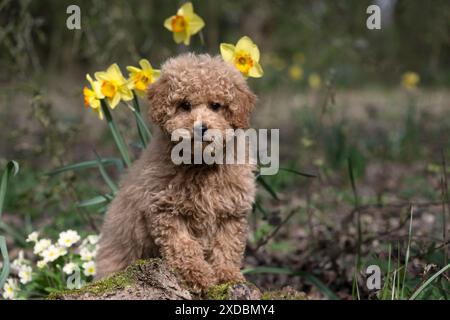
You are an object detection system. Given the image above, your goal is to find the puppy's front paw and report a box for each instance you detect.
[182,266,217,294]
[215,267,246,284]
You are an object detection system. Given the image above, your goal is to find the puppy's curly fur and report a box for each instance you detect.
[96,53,257,293]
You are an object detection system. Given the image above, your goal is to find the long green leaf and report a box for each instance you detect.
[48,158,123,176]
[101,99,132,167]
[279,167,316,178]
[0,160,21,285]
[77,195,109,208]
[297,271,340,300]
[0,222,26,247]
[0,235,10,289]
[132,93,151,147]
[93,151,118,193]
[409,263,450,300]
[0,160,19,218]
[254,200,268,219]
[257,176,279,200]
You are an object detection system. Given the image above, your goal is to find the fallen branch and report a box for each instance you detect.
[49,259,307,300]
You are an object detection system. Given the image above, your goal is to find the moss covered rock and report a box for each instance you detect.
[206,282,262,300]
[262,286,309,300]
[48,259,307,300]
[48,259,191,300]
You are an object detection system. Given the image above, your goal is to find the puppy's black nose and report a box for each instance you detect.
[200,123,208,136]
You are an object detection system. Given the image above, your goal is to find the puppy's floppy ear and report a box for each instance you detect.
[230,82,257,129]
[147,76,170,125]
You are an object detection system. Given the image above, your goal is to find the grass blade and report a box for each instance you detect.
[348,157,362,269]
[352,269,361,300]
[381,244,392,300]
[391,269,397,300]
[409,263,450,300]
[401,206,414,299]
[347,157,359,207]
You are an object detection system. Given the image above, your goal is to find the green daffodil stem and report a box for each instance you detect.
[132,93,152,147]
[100,99,132,168]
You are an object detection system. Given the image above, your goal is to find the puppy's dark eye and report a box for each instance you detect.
[179,100,191,111]
[209,102,222,111]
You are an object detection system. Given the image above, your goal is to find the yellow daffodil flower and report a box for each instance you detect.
[402,71,420,89]
[308,73,322,89]
[127,59,161,96]
[94,63,133,109]
[83,74,105,120]
[289,65,303,81]
[220,36,263,78]
[164,2,205,45]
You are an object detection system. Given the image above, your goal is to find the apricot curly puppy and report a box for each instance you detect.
[96,53,257,293]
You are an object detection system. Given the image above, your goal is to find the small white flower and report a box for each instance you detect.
[26,231,39,243]
[82,261,96,277]
[2,278,18,300]
[41,245,64,263]
[11,250,28,269]
[58,246,68,257]
[63,262,77,275]
[79,247,95,261]
[81,234,99,248]
[18,265,33,284]
[37,260,47,269]
[58,230,81,248]
[33,239,51,255]
[86,235,99,245]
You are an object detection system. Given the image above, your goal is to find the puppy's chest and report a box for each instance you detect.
[170,167,255,220]
[181,177,253,243]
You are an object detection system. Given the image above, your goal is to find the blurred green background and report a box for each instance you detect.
[1,0,450,86]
